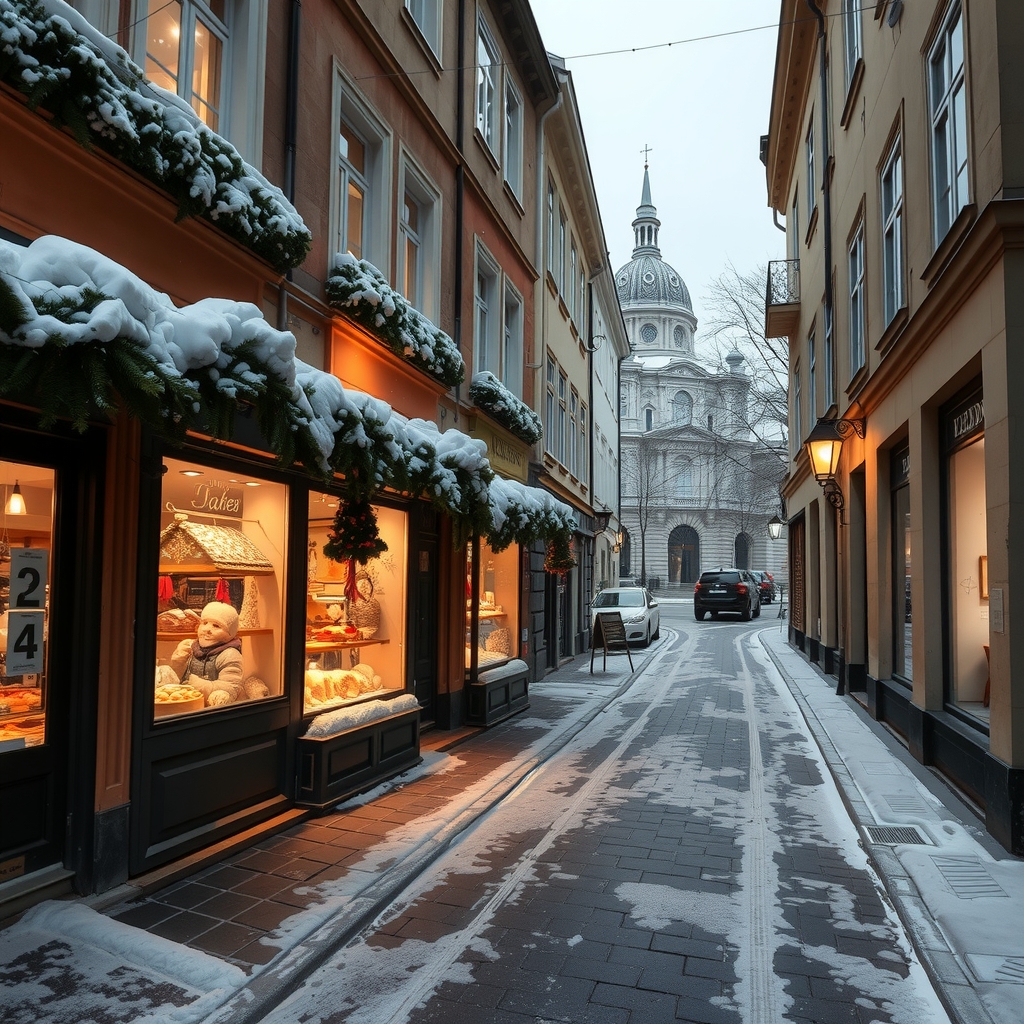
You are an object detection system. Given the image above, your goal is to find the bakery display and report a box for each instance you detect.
[154,683,205,716]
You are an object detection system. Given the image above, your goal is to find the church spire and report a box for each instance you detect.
[632,162,662,257]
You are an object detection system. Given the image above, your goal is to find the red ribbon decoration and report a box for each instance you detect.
[344,558,359,602]
[157,576,174,601]
[216,578,230,602]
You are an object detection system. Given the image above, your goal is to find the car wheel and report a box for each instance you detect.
[754,601,761,619]
[642,626,651,647]
[694,608,705,621]
[652,621,660,640]
[742,601,752,622]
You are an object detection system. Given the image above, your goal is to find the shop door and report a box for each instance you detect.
[1,427,101,885]
[409,504,438,724]
[791,518,805,632]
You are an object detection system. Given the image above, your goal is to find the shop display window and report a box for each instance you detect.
[153,457,287,720]
[947,436,988,718]
[466,539,520,673]
[0,464,54,751]
[304,494,407,715]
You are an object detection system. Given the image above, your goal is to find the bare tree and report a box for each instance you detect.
[620,430,666,587]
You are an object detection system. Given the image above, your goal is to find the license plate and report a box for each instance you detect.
[710,586,726,594]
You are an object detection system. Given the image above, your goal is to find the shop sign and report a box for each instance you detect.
[488,433,528,482]
[945,389,984,452]
[891,446,910,488]
[176,477,244,518]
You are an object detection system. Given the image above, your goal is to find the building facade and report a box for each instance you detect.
[764,0,1024,852]
[619,168,785,590]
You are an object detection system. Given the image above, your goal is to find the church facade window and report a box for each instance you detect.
[640,323,657,344]
[673,325,685,347]
[672,391,693,424]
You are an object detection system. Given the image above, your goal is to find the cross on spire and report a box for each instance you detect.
[641,144,653,167]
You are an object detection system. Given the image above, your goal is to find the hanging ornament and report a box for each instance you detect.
[157,576,174,602]
[239,576,260,629]
[323,498,388,601]
[544,534,577,575]
[216,578,230,602]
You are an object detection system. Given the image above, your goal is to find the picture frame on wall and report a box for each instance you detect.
[980,555,989,599]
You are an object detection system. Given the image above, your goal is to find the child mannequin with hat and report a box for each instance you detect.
[169,602,244,706]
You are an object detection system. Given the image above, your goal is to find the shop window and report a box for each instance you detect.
[891,445,912,680]
[304,494,407,715]
[0,464,55,750]
[153,457,287,720]
[466,539,520,673]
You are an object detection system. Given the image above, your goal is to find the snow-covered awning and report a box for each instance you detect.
[0,235,575,550]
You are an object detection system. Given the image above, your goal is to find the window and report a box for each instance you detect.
[645,408,654,432]
[503,78,523,196]
[476,20,500,152]
[474,245,500,377]
[570,390,579,477]
[558,208,567,294]
[843,0,862,90]
[558,371,567,462]
[142,0,226,130]
[398,159,440,322]
[791,188,800,256]
[546,181,556,275]
[579,269,587,331]
[849,225,865,374]
[503,283,524,398]
[570,242,578,320]
[676,459,693,497]
[824,319,835,409]
[406,0,440,56]
[465,538,520,675]
[929,4,967,240]
[154,456,287,720]
[333,81,389,267]
[806,117,815,218]
[545,357,556,456]
[794,368,802,445]
[881,138,905,325]
[580,404,588,485]
[672,391,693,424]
[808,331,816,424]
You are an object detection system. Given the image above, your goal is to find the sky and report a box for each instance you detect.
[529,0,786,337]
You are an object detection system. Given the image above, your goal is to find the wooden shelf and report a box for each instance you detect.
[474,609,506,619]
[156,628,274,640]
[306,637,390,652]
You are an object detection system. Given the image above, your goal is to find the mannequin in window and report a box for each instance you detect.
[170,601,244,706]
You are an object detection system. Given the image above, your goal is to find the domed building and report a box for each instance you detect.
[617,166,784,590]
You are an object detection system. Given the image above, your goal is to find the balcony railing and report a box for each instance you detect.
[765,259,800,338]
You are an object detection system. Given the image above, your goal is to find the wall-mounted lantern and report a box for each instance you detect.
[804,416,865,522]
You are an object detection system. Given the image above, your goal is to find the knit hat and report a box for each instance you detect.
[201,601,239,637]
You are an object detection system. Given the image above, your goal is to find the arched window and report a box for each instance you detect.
[734,533,752,570]
[672,391,693,424]
[674,459,693,497]
[668,525,700,585]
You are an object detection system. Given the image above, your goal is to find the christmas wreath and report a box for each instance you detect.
[544,534,577,574]
[323,499,388,600]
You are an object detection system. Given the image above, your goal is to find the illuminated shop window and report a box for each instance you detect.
[0,464,55,751]
[153,457,287,720]
[304,494,408,715]
[466,539,519,672]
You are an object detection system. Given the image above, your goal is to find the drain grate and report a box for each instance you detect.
[865,824,928,845]
[931,856,1007,899]
[966,954,1024,983]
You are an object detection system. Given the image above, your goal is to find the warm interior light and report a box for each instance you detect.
[244,481,261,487]
[180,469,203,477]
[5,481,27,516]
[768,515,784,541]
[804,419,844,481]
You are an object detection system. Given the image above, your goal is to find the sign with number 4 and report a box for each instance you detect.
[6,610,45,675]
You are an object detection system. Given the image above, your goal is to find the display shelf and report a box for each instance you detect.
[156,627,274,640]
[306,637,390,652]
[476,609,506,619]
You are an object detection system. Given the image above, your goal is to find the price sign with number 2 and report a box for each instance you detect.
[6,549,49,675]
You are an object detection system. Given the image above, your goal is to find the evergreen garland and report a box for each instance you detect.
[544,534,577,574]
[468,372,543,445]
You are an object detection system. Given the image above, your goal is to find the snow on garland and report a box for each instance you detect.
[486,475,577,554]
[325,254,464,389]
[469,371,542,446]
[0,0,311,272]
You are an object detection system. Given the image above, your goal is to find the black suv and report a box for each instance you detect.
[694,569,762,621]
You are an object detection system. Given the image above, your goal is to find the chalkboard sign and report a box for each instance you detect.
[590,611,634,674]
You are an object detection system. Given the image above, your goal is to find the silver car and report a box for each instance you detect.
[591,587,661,647]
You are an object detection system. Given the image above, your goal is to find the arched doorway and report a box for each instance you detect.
[668,525,699,585]
[734,533,751,569]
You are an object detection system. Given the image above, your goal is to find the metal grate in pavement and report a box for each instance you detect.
[864,824,929,846]
[884,795,933,817]
[966,954,1024,983]
[931,856,1007,899]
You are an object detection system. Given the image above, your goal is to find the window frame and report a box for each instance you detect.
[475,17,500,154]
[805,116,816,220]
[881,136,905,326]
[405,0,441,58]
[808,330,817,426]
[398,155,441,322]
[928,3,968,242]
[503,75,523,197]
[558,370,568,463]
[848,223,866,375]
[842,0,862,91]
[502,281,524,399]
[474,242,501,379]
[545,357,556,457]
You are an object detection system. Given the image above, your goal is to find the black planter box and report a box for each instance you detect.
[468,660,530,726]
[296,705,421,812]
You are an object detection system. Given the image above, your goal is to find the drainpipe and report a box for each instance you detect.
[806,0,833,351]
[278,0,302,333]
[453,0,466,413]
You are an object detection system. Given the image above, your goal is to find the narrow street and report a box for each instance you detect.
[252,603,950,1024]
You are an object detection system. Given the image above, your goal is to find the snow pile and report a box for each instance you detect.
[469,371,542,445]
[0,234,575,550]
[305,693,421,738]
[0,0,310,271]
[486,475,577,553]
[478,659,528,684]
[326,254,464,388]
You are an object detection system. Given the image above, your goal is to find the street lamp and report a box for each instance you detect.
[803,416,865,522]
[593,506,612,534]
[767,515,784,541]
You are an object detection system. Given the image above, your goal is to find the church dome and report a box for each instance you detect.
[614,166,693,312]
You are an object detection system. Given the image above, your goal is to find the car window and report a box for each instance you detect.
[593,591,644,608]
[699,572,741,585]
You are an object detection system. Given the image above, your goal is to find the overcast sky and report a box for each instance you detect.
[529,0,785,337]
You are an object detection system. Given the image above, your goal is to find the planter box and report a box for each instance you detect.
[468,659,530,726]
[296,706,421,812]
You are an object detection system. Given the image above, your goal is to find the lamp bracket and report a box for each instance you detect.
[834,417,865,440]
[822,478,847,524]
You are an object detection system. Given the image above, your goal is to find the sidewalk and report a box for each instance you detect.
[2,627,1022,1024]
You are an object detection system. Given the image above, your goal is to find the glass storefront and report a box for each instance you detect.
[0,463,54,750]
[943,387,988,721]
[891,445,912,680]
[305,494,407,714]
[153,456,287,719]
[466,539,520,672]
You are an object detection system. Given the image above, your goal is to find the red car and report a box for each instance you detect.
[751,571,776,604]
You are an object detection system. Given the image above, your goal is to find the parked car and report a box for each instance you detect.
[751,571,776,604]
[592,587,661,647]
[693,569,762,621]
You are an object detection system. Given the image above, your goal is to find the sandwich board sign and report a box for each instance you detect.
[590,611,634,674]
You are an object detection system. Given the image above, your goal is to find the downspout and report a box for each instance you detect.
[278,0,302,333]
[453,0,466,415]
[806,0,833,354]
